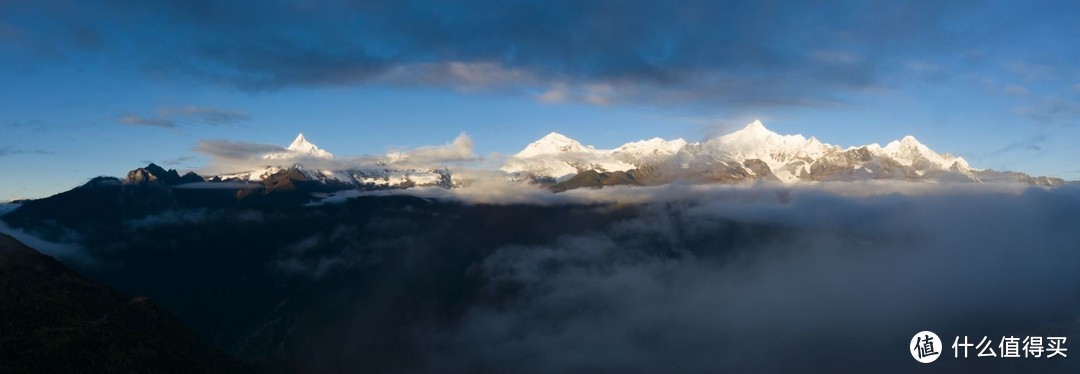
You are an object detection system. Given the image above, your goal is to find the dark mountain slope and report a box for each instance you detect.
[550,169,641,192]
[0,234,249,373]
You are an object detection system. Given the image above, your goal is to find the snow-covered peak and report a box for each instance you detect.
[287,133,334,158]
[503,132,637,179]
[500,120,984,183]
[717,120,780,143]
[741,119,770,133]
[288,133,310,150]
[880,135,970,170]
[613,137,688,166]
[538,132,575,142]
[615,137,688,156]
[884,135,926,151]
[880,136,922,159]
[716,120,785,143]
[704,120,830,160]
[681,120,839,183]
[862,143,884,153]
[514,132,593,158]
[265,133,334,159]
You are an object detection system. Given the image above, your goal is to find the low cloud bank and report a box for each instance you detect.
[0,204,91,265]
[6,183,1080,372]
[318,178,1040,206]
[305,181,1080,371]
[425,184,1080,372]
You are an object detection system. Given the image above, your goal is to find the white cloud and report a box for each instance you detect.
[387,132,476,165]
[193,133,478,175]
[0,205,92,265]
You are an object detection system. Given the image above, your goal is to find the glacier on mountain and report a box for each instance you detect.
[500,120,1057,187]
[214,134,452,189]
[193,123,1063,194]
[264,133,334,160]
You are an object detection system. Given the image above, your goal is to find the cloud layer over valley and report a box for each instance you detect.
[4,182,1080,372]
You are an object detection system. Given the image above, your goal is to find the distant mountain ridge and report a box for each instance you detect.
[126,163,205,186]
[213,133,452,190]
[503,120,1064,187]
[6,123,1067,215]
[140,125,1069,196]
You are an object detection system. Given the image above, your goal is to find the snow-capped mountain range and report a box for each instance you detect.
[126,122,1063,195]
[502,120,1061,187]
[3,121,1062,208]
[215,133,451,189]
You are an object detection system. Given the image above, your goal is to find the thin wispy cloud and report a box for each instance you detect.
[0,146,54,157]
[120,115,177,128]
[193,133,477,174]
[3,119,66,133]
[119,106,250,129]
[989,134,1048,157]
[160,156,196,166]
[140,156,197,166]
[1013,97,1080,126]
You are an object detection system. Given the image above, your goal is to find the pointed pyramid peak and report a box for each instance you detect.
[288,133,311,150]
[265,132,334,159]
[745,119,766,130]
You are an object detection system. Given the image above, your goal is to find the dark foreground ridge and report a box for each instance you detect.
[0,234,251,373]
[4,164,1080,373]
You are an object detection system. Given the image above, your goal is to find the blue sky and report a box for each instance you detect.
[1,0,1079,200]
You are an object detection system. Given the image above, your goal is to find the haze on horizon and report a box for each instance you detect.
[2,0,1080,200]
